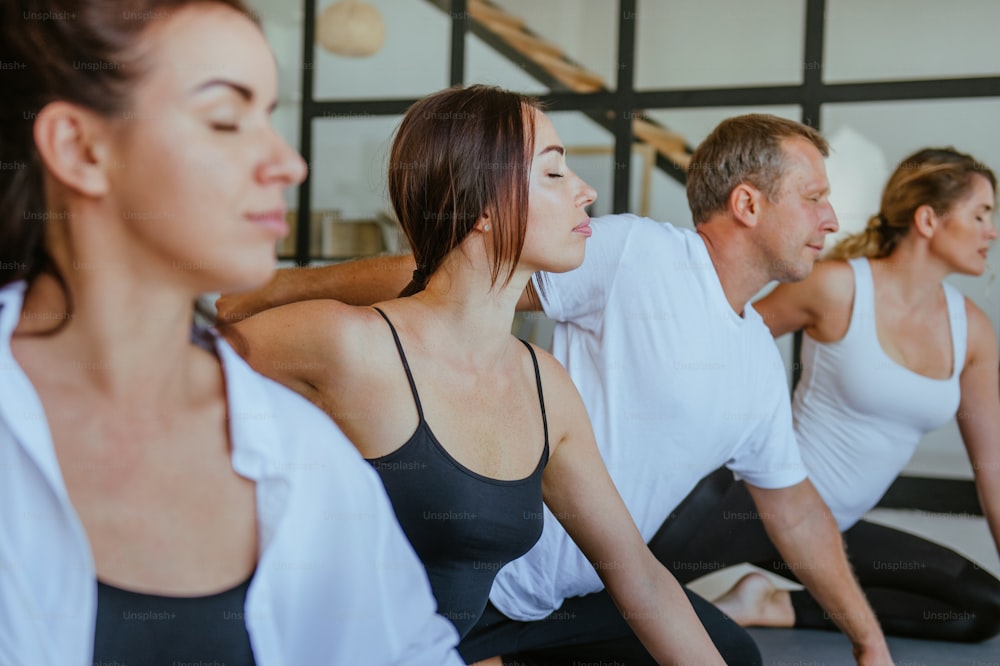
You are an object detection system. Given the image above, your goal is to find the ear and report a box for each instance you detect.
[912,204,937,239]
[474,209,491,233]
[729,182,763,228]
[33,101,113,198]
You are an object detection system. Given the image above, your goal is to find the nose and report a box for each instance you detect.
[257,128,308,186]
[986,218,999,241]
[576,175,597,209]
[822,200,839,234]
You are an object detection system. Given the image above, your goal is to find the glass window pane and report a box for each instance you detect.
[825,0,1000,83]
[312,0,451,100]
[465,32,551,94]
[636,0,805,90]
[468,0,616,92]
[822,99,1000,179]
[292,114,404,260]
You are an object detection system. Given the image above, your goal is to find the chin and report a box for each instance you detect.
[206,260,277,296]
[552,255,586,274]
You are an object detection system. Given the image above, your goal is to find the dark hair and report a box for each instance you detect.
[686,114,830,225]
[389,84,542,297]
[0,0,254,291]
[828,147,997,260]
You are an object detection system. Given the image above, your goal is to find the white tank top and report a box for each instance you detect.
[794,257,966,530]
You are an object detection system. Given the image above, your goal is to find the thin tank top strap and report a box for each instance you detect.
[372,307,424,419]
[517,339,550,455]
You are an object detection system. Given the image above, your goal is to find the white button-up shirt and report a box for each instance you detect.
[0,281,462,666]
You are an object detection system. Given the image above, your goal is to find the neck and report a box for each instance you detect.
[870,239,949,307]
[17,223,204,403]
[697,222,770,316]
[409,250,529,368]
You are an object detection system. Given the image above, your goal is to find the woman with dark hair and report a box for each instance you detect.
[714,147,1000,642]
[227,84,734,665]
[0,2,463,664]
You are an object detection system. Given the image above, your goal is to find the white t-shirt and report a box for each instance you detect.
[490,214,807,620]
[0,281,463,666]
[795,257,966,530]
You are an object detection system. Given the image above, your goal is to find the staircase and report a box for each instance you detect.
[428,0,693,183]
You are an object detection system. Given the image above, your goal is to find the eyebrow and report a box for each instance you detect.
[537,144,565,157]
[192,79,278,112]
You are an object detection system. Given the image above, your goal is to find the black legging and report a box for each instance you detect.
[457,469,766,665]
[656,467,1000,643]
[459,587,761,665]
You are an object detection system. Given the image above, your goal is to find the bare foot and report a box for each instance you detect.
[712,572,795,627]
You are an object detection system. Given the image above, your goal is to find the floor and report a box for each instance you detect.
[688,508,1000,665]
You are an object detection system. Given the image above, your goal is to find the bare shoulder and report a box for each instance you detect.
[257,298,372,350]
[235,298,399,381]
[311,300,408,375]
[521,342,590,440]
[754,259,855,338]
[964,297,999,360]
[808,259,855,304]
[801,260,855,341]
[522,342,574,392]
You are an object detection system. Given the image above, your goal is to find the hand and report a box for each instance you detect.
[215,292,259,323]
[854,639,894,666]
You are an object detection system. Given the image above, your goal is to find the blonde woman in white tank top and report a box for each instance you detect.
[714,147,1000,642]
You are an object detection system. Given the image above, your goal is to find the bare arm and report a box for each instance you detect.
[957,301,1000,556]
[748,480,893,666]
[539,354,725,665]
[216,255,542,320]
[216,255,415,322]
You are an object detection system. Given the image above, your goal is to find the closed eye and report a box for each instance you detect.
[548,173,564,178]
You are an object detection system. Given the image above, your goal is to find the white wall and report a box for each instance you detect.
[250,0,1000,479]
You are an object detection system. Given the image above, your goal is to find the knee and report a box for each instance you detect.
[953,612,1000,643]
[964,588,1000,642]
[953,565,1000,642]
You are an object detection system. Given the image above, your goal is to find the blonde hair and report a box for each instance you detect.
[828,147,997,260]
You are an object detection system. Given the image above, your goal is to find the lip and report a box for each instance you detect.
[573,219,592,237]
[806,243,824,254]
[245,209,288,237]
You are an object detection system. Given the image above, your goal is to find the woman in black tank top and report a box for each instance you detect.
[227,85,726,665]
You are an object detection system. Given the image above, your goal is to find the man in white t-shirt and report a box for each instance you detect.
[216,114,893,665]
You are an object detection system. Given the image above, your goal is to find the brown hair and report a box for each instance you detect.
[828,147,997,260]
[389,85,542,297]
[0,0,254,291]
[686,114,829,225]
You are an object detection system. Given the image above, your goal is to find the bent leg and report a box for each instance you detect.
[460,588,761,666]
[787,520,1000,642]
[651,468,791,585]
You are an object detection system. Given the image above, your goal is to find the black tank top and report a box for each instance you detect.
[368,307,549,637]
[92,576,255,665]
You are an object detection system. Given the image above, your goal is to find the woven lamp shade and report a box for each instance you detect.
[316,0,386,57]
